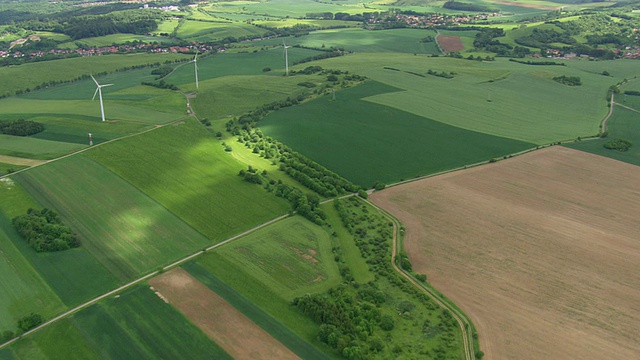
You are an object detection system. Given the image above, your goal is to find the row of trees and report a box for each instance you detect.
[13,208,80,252]
[0,119,44,136]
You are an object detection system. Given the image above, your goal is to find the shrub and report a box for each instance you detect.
[603,139,632,152]
[17,313,43,332]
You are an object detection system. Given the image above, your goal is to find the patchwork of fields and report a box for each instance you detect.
[1,2,639,358]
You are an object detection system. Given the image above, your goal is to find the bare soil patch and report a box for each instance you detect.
[0,155,46,167]
[437,35,464,53]
[371,147,640,360]
[149,268,299,360]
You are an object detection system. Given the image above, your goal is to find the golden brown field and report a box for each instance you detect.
[371,147,640,359]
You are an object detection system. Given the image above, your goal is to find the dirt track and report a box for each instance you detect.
[371,147,640,359]
[149,268,299,360]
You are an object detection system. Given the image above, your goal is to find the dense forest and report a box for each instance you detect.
[13,208,80,252]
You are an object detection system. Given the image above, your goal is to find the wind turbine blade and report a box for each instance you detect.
[102,83,114,87]
[90,75,99,86]
[194,51,198,61]
[92,87,99,100]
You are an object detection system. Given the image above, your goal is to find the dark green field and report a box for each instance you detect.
[260,80,535,186]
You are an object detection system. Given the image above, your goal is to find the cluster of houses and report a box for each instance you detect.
[366,12,501,28]
[543,45,640,60]
[0,42,214,60]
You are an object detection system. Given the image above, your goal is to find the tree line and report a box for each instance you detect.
[0,119,44,136]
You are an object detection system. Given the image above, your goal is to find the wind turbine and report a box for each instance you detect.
[283,41,290,76]
[192,51,199,89]
[91,75,113,122]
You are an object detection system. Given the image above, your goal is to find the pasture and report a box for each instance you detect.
[58,34,176,49]
[371,146,640,359]
[3,285,230,359]
[86,119,290,242]
[149,269,297,360]
[14,155,212,281]
[259,80,534,186]
[205,216,341,299]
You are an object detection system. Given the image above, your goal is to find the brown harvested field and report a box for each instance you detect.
[148,268,299,360]
[437,35,464,53]
[370,147,640,360]
[0,154,46,166]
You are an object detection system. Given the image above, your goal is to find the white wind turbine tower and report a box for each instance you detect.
[91,75,113,122]
[283,41,290,76]
[193,50,199,89]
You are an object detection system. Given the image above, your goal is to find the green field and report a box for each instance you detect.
[165,47,324,91]
[14,155,212,281]
[260,80,535,186]
[176,20,268,42]
[0,53,190,98]
[86,118,290,242]
[0,177,118,307]
[3,285,231,359]
[208,216,341,299]
[0,134,85,159]
[0,162,26,174]
[0,178,65,331]
[317,54,640,143]
[252,28,440,55]
[567,95,640,165]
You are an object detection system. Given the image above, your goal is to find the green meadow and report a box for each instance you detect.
[260,80,534,186]
[15,155,212,281]
[58,34,176,49]
[3,285,230,359]
[86,119,290,242]
[208,216,341,299]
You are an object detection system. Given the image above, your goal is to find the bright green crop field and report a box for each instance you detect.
[260,80,535,186]
[0,53,190,97]
[15,155,212,281]
[86,118,290,242]
[3,285,231,359]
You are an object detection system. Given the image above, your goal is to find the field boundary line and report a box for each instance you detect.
[0,212,289,350]
[362,198,475,360]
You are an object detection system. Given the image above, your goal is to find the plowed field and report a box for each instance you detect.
[371,147,640,359]
[437,35,464,53]
[149,268,299,360]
